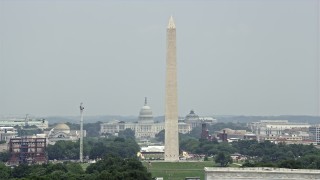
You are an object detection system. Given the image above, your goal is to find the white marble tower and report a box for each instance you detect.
[164,16,179,162]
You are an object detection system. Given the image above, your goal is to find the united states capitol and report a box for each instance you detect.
[100,97,216,139]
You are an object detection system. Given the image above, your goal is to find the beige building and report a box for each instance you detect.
[250,120,310,141]
[46,123,85,145]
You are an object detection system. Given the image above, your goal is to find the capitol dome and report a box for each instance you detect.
[138,98,154,124]
[54,123,70,134]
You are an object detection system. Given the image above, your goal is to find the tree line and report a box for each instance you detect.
[0,134,150,180]
[0,155,151,180]
[47,135,139,160]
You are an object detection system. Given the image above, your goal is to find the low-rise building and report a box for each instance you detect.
[0,127,18,142]
[138,146,164,160]
[250,120,310,141]
[0,117,48,130]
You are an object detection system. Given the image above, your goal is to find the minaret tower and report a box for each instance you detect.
[164,16,179,162]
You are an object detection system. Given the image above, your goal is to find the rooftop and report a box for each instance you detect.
[204,167,320,174]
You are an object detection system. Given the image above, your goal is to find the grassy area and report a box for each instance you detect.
[143,161,214,180]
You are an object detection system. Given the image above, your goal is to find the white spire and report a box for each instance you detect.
[167,16,176,29]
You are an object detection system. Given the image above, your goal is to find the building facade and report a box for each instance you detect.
[205,167,320,180]
[100,98,191,139]
[46,123,85,145]
[309,124,320,144]
[0,117,48,130]
[0,127,18,142]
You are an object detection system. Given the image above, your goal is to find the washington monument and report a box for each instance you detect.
[164,16,179,162]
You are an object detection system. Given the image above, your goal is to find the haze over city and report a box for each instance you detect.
[0,0,319,116]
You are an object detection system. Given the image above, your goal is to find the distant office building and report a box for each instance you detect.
[251,120,310,137]
[250,120,311,144]
[0,117,48,130]
[309,125,320,144]
[0,127,18,142]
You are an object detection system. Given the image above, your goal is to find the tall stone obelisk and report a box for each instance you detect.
[165,16,179,162]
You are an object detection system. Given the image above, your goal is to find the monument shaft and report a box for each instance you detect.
[165,16,179,162]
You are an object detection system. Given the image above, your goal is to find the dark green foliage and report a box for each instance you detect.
[86,155,152,180]
[0,135,146,180]
[0,162,11,179]
[84,122,103,137]
[234,140,320,169]
[48,136,139,161]
[214,152,232,167]
[180,131,320,170]
[47,140,80,160]
[12,163,31,178]
[89,137,139,159]
[0,151,10,162]
[118,128,135,139]
[3,159,122,179]
[155,129,165,142]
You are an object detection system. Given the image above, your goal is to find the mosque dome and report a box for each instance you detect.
[54,123,70,134]
[138,98,154,124]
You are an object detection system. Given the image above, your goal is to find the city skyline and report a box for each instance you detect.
[0,1,319,116]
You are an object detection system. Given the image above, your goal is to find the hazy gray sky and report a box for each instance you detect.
[0,0,319,117]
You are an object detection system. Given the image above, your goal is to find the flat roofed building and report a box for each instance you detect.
[204,167,320,180]
[0,127,18,142]
[309,124,320,144]
[0,118,48,130]
[251,120,310,137]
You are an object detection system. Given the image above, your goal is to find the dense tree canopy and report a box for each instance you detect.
[118,128,135,139]
[86,155,152,180]
[0,134,149,180]
[47,136,140,160]
[47,140,90,160]
[89,137,140,159]
[0,162,86,179]
[0,156,152,180]
[179,128,320,169]
[215,152,232,167]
